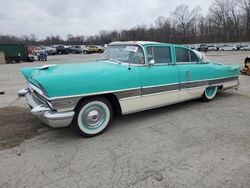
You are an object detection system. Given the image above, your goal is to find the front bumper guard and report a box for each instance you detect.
[18,88,75,128]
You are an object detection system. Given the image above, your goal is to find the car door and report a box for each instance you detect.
[174,46,211,102]
[140,45,180,110]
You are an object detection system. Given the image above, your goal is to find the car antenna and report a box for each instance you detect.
[128,61,131,70]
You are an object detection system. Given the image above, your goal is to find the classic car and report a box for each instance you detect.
[18,41,240,137]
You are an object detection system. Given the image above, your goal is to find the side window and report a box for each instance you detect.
[147,46,171,64]
[190,51,199,62]
[175,47,200,63]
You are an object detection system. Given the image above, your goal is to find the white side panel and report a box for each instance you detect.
[178,87,206,102]
[141,90,179,110]
[120,90,179,114]
[119,97,141,114]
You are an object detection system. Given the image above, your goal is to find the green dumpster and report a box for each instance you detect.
[0,44,28,63]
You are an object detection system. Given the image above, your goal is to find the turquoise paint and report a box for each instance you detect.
[20,42,240,99]
[205,86,217,97]
[21,61,141,98]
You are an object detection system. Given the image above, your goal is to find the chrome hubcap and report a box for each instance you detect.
[86,110,100,126]
[81,105,106,130]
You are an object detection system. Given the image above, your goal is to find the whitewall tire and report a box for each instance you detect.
[202,86,218,101]
[72,97,113,137]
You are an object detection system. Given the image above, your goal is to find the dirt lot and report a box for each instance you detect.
[0,51,250,187]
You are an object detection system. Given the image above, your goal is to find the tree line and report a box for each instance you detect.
[0,0,249,46]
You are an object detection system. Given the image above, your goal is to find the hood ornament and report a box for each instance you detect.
[39,64,57,70]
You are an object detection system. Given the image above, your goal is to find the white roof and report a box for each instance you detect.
[109,41,163,45]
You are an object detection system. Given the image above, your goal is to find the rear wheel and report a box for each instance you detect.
[202,86,218,101]
[72,97,113,137]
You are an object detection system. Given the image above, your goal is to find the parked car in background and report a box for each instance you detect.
[219,45,237,51]
[190,44,199,50]
[55,45,70,55]
[88,45,105,53]
[70,45,83,54]
[236,44,248,51]
[45,46,56,55]
[207,45,217,51]
[18,41,240,137]
[240,45,250,51]
[197,44,208,52]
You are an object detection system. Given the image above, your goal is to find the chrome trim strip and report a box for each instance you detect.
[142,89,179,97]
[27,76,238,101]
[119,95,141,101]
[49,87,142,100]
[143,82,179,89]
[179,76,238,84]
[142,84,179,95]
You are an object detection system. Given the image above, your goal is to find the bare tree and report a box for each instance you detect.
[241,0,250,40]
[172,5,200,43]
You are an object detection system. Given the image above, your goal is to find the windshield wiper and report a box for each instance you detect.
[100,58,123,64]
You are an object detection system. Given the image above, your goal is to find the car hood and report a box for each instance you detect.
[20,61,140,98]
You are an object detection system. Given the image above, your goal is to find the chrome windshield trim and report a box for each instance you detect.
[104,43,147,66]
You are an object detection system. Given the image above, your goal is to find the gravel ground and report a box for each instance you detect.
[0,51,249,187]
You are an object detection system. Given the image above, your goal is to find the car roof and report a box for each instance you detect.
[109,41,164,46]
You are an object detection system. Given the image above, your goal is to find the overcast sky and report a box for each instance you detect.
[0,0,213,39]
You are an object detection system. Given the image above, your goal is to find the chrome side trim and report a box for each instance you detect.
[27,76,238,102]
[179,76,238,84]
[49,87,141,100]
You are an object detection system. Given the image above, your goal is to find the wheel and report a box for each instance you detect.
[72,97,113,137]
[83,51,88,54]
[202,86,218,101]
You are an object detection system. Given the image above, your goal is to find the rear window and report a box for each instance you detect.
[175,47,199,63]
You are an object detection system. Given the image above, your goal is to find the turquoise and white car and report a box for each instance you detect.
[18,41,240,137]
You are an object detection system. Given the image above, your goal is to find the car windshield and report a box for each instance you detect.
[101,45,145,64]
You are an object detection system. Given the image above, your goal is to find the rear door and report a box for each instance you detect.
[174,46,210,101]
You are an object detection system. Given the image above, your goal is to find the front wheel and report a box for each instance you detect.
[201,86,218,102]
[72,97,113,137]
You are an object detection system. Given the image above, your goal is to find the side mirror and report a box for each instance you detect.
[149,59,155,66]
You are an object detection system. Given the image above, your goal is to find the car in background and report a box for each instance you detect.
[87,45,105,53]
[70,45,83,54]
[236,44,248,51]
[207,45,217,51]
[197,44,208,52]
[55,45,70,55]
[189,44,199,50]
[219,45,237,51]
[44,46,56,55]
[240,45,250,51]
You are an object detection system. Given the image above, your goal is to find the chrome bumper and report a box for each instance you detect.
[18,88,75,128]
